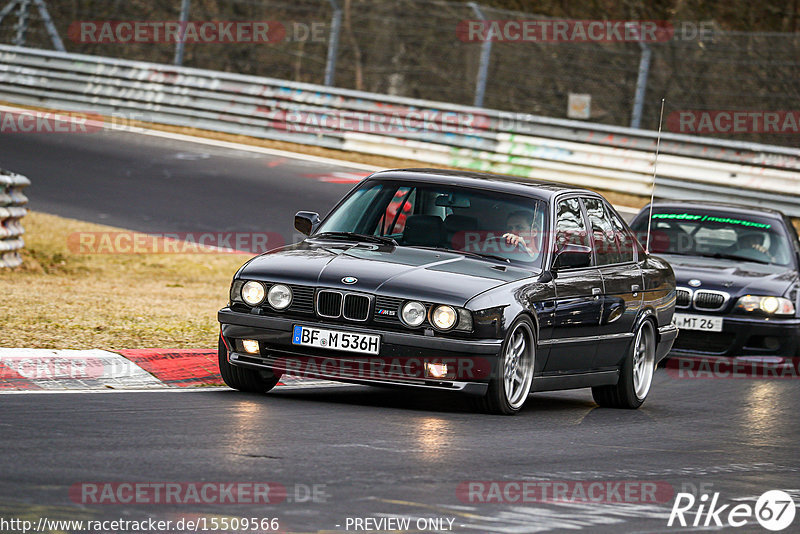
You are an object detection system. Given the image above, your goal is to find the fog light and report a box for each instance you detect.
[425,362,448,379]
[764,336,780,350]
[242,339,260,354]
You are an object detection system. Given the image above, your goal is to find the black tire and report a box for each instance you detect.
[473,316,536,415]
[217,337,281,393]
[592,320,656,409]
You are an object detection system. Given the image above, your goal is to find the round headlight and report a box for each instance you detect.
[241,281,266,306]
[267,284,293,310]
[431,305,457,330]
[401,301,426,327]
[760,296,780,314]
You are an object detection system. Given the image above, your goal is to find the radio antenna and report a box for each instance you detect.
[645,98,666,253]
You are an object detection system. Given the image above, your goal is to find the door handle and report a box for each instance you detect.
[631,284,640,292]
[592,287,602,295]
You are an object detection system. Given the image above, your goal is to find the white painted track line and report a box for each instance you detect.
[0,383,358,395]
[0,104,381,172]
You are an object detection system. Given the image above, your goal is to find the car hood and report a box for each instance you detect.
[662,254,799,297]
[237,241,535,307]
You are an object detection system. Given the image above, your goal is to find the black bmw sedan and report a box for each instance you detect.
[218,169,677,414]
[631,201,800,358]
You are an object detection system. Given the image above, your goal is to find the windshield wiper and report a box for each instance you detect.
[657,250,773,265]
[312,231,398,246]
[409,246,511,264]
[694,252,772,265]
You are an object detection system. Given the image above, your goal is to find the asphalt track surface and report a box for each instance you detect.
[1,127,361,239]
[2,127,800,533]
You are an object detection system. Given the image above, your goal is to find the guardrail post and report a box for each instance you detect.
[173,0,191,66]
[630,40,652,129]
[0,169,30,268]
[468,2,492,108]
[324,0,342,86]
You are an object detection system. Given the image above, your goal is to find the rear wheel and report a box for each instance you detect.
[592,320,655,409]
[474,317,535,415]
[217,337,281,393]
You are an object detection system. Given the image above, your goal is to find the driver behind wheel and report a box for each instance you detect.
[503,210,537,256]
[732,230,776,263]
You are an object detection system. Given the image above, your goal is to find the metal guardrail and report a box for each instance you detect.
[1,45,799,214]
[0,168,29,268]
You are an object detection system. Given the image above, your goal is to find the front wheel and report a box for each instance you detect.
[474,317,536,415]
[592,320,656,409]
[217,336,281,393]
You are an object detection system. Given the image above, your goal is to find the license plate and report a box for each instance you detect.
[673,313,723,332]
[292,325,380,355]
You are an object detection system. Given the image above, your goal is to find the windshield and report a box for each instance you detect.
[316,181,548,267]
[631,208,794,267]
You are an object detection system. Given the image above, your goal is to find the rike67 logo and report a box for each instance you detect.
[668,490,796,531]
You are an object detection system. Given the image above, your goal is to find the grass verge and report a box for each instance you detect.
[0,211,246,350]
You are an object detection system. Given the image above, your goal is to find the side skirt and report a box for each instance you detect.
[532,369,619,392]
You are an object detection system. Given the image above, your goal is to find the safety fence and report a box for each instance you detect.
[0,45,799,215]
[0,168,29,268]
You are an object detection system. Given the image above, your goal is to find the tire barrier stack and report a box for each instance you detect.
[0,45,799,214]
[0,169,30,268]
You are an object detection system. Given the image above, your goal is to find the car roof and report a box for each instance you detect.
[366,168,595,201]
[643,199,787,219]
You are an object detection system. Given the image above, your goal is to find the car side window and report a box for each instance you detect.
[786,217,800,255]
[555,198,591,260]
[604,201,636,263]
[583,197,621,265]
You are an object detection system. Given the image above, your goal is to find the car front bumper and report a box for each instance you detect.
[657,323,678,362]
[670,314,800,357]
[218,308,503,395]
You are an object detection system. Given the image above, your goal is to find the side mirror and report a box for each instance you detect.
[295,211,320,236]
[552,244,592,271]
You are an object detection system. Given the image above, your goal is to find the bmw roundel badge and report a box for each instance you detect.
[342,276,358,285]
